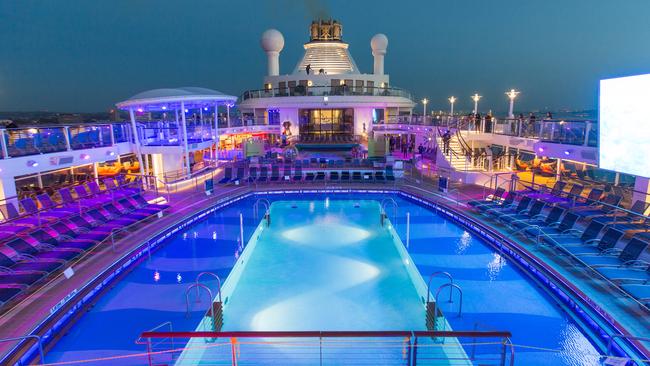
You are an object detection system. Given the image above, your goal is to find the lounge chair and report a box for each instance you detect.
[315,172,325,181]
[576,238,648,268]
[468,188,506,207]
[525,181,567,201]
[329,171,340,181]
[571,194,622,219]
[269,166,280,182]
[558,188,603,209]
[385,166,395,182]
[511,206,564,230]
[282,166,292,182]
[526,211,580,237]
[595,264,650,285]
[477,192,516,213]
[5,237,81,262]
[247,167,258,183]
[352,172,362,182]
[486,196,532,219]
[305,172,315,181]
[592,200,650,225]
[218,167,233,184]
[293,166,303,182]
[375,171,386,182]
[500,200,545,225]
[341,171,350,182]
[541,220,605,248]
[363,172,374,182]
[257,166,269,183]
[557,227,625,256]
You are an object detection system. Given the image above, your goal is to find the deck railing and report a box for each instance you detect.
[137,330,515,366]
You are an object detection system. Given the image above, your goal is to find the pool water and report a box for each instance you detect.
[44,193,600,366]
[223,200,425,331]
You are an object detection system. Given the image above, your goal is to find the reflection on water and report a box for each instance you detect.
[559,323,603,366]
[455,231,472,254]
[487,252,506,281]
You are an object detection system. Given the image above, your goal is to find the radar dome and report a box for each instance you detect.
[261,29,285,52]
[370,34,388,52]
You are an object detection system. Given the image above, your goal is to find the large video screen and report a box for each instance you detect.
[599,74,650,178]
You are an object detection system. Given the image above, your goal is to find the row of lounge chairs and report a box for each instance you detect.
[218,166,396,184]
[469,185,650,307]
[0,177,168,307]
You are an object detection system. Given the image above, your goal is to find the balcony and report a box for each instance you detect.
[0,123,133,159]
[373,116,598,148]
[240,85,413,101]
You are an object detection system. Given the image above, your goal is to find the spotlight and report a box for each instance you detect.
[564,150,571,156]
[27,160,39,167]
[106,151,116,157]
[538,147,544,153]
[161,106,167,110]
[80,153,90,160]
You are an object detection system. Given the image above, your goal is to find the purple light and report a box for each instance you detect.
[137,108,143,113]
[538,147,544,153]
[27,160,39,167]
[80,153,90,160]
[564,150,570,156]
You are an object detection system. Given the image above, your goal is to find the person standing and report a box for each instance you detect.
[442,130,451,155]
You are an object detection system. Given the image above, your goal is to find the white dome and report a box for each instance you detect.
[370,33,388,51]
[261,29,285,52]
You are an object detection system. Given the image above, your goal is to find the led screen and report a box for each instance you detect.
[599,74,650,178]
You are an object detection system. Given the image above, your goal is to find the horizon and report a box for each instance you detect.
[2,0,649,113]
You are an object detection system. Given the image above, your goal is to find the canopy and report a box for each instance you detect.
[116,87,237,111]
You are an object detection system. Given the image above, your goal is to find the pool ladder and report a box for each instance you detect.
[185,272,223,331]
[380,198,398,226]
[253,198,271,226]
[425,272,463,332]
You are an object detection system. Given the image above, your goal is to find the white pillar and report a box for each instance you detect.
[266,51,280,76]
[508,99,515,118]
[180,102,191,176]
[227,105,231,128]
[128,108,146,181]
[214,103,219,163]
[372,51,385,75]
[473,100,479,114]
[450,103,454,117]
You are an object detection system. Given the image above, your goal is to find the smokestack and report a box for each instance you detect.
[370,34,388,75]
[260,29,285,76]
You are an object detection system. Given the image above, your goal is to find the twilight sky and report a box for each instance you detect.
[1,0,649,113]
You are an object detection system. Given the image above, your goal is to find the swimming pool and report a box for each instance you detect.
[43,192,601,365]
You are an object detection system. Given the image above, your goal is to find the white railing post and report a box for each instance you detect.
[0,129,9,158]
[64,126,72,151]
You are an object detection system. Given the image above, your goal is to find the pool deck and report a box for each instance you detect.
[0,170,648,362]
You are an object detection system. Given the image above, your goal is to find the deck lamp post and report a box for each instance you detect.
[506,89,520,118]
[471,93,482,114]
[448,96,457,116]
[422,98,428,121]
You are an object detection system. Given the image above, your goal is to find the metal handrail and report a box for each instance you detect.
[195,272,222,303]
[433,283,463,323]
[0,335,45,364]
[253,198,271,220]
[380,198,398,223]
[185,283,213,319]
[426,271,453,303]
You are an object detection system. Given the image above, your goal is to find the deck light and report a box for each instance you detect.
[154,270,160,282]
[80,153,90,160]
[538,147,545,153]
[422,98,428,117]
[137,108,143,113]
[176,273,182,283]
[106,151,115,157]
[27,160,38,167]
[161,106,167,110]
[564,150,571,156]
[505,89,520,118]
[471,93,482,114]
[448,96,457,116]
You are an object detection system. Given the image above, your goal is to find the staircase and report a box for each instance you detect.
[436,133,482,171]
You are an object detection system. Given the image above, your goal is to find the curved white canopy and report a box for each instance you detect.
[116,87,237,111]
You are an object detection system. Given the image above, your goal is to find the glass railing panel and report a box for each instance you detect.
[139,126,182,146]
[4,126,68,157]
[241,86,412,101]
[112,123,131,143]
[69,125,112,150]
[539,120,587,145]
